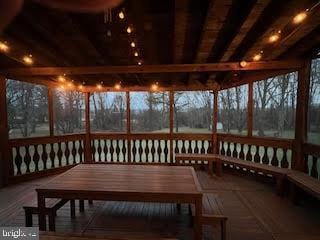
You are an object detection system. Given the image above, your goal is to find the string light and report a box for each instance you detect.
[268,30,281,43]
[126,26,132,34]
[253,51,263,61]
[114,83,121,90]
[118,11,125,19]
[293,11,307,24]
[58,75,66,82]
[22,54,33,65]
[67,82,74,88]
[138,61,142,65]
[97,83,102,90]
[0,41,9,53]
[239,61,248,68]
[151,82,159,91]
[131,42,136,48]
[134,51,139,57]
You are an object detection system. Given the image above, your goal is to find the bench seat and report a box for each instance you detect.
[190,193,227,240]
[287,170,320,200]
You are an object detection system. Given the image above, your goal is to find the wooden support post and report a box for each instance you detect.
[247,81,253,137]
[292,60,311,171]
[84,92,92,163]
[0,76,12,187]
[48,87,54,136]
[169,91,174,164]
[126,91,131,163]
[213,90,222,176]
[213,90,218,154]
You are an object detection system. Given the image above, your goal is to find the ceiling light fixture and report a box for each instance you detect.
[151,82,159,91]
[131,42,136,48]
[22,54,33,65]
[293,11,307,24]
[114,83,121,90]
[269,31,281,43]
[0,41,9,53]
[97,83,102,90]
[118,11,125,19]
[239,61,248,68]
[253,52,263,61]
[127,26,132,34]
[134,51,139,57]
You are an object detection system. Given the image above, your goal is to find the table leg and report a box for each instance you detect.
[194,197,202,240]
[37,192,46,231]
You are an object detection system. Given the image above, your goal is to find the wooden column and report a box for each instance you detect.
[126,91,131,163]
[292,60,311,171]
[247,82,253,137]
[169,91,174,164]
[212,90,221,176]
[0,76,12,187]
[84,92,92,163]
[48,87,54,136]
[213,90,218,154]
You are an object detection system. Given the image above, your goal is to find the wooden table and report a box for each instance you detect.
[36,164,203,240]
[175,153,223,177]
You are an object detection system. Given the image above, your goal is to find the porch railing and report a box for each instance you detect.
[7,132,320,182]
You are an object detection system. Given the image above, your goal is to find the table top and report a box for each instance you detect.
[36,164,202,196]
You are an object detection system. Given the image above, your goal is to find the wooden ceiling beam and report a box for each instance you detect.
[243,0,313,60]
[221,0,272,62]
[1,60,304,76]
[220,69,297,89]
[194,0,232,63]
[265,5,320,60]
[173,0,190,64]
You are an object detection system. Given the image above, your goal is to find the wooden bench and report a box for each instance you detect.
[24,199,93,231]
[24,199,70,231]
[175,153,288,194]
[287,170,320,201]
[190,193,227,240]
[175,154,223,176]
[219,155,288,194]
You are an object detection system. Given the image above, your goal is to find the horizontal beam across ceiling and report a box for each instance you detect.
[0,60,304,76]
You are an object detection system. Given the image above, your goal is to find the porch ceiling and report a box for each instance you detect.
[0,0,319,88]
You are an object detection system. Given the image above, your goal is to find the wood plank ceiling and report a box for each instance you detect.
[0,0,319,87]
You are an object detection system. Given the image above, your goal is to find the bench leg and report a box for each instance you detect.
[48,213,56,231]
[25,211,33,227]
[275,176,285,195]
[216,161,222,177]
[208,161,213,177]
[79,200,85,212]
[70,200,75,219]
[221,220,226,240]
[289,183,299,204]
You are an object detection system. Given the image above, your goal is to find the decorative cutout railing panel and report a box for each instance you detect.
[173,134,212,165]
[9,135,85,176]
[303,144,320,180]
[131,138,170,163]
[91,134,128,163]
[218,134,293,169]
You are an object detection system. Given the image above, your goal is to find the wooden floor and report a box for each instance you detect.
[0,170,319,240]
